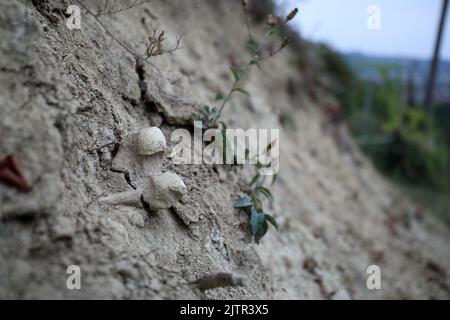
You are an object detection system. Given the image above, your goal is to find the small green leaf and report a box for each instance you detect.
[264,214,278,229]
[271,173,278,186]
[251,194,260,207]
[207,106,221,122]
[250,207,265,235]
[250,173,260,187]
[250,207,258,235]
[255,220,269,244]
[232,88,250,96]
[202,105,211,114]
[255,186,273,203]
[192,114,205,128]
[266,27,278,36]
[215,92,225,101]
[247,40,259,54]
[234,196,253,208]
[231,67,245,82]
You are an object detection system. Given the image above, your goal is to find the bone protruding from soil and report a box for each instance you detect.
[100,173,187,210]
[142,172,187,210]
[99,189,142,207]
[136,127,167,156]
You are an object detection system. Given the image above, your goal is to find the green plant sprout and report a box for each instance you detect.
[234,162,278,243]
[193,4,297,243]
[192,6,299,128]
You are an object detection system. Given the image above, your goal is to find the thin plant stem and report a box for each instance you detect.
[75,0,163,75]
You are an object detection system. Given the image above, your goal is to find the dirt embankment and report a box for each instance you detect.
[0,0,449,299]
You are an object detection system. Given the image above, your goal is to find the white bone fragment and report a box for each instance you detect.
[142,172,187,210]
[99,189,142,207]
[100,172,186,210]
[136,127,166,156]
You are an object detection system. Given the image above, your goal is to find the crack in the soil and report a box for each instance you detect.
[110,168,136,190]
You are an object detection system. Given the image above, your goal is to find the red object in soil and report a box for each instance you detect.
[0,154,31,192]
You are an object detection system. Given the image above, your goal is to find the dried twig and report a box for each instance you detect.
[94,0,153,17]
[241,0,253,41]
[75,0,182,76]
[143,27,183,60]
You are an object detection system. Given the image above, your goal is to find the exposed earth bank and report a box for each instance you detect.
[0,0,449,299]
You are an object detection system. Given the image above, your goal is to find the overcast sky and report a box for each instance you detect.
[275,0,450,60]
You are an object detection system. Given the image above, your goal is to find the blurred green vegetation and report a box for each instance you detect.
[317,44,450,224]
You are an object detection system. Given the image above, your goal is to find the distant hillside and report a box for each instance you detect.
[344,52,450,105]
